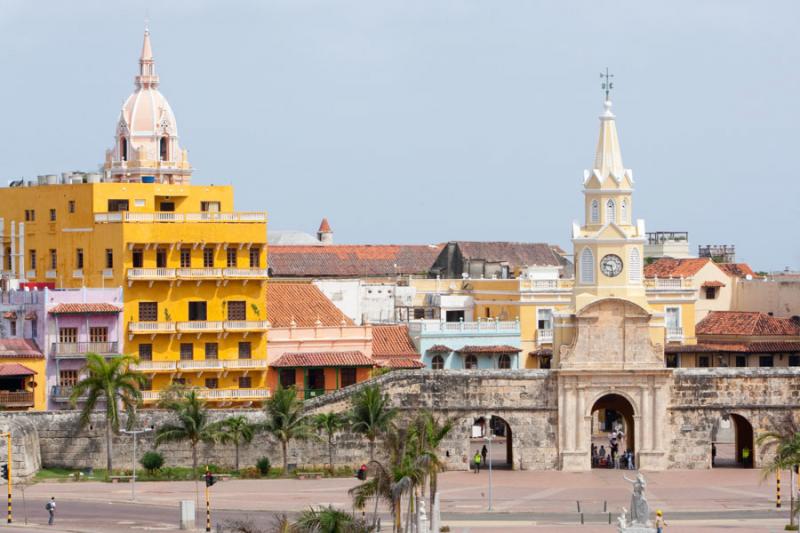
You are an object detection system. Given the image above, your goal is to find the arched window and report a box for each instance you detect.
[465,354,478,370]
[580,247,595,284]
[606,199,616,224]
[120,138,128,161]
[628,247,642,282]
[590,200,599,223]
[498,354,511,369]
[621,199,628,224]
[160,137,169,161]
[431,355,444,370]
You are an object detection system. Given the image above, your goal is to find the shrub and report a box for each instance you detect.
[256,457,271,475]
[239,467,261,479]
[140,451,165,473]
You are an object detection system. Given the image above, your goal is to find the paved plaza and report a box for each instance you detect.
[4,468,791,532]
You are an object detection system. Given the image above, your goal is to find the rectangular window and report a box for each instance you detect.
[226,247,237,267]
[205,343,218,360]
[180,343,194,360]
[59,370,78,387]
[134,199,145,207]
[238,376,252,389]
[413,308,425,319]
[75,248,84,269]
[201,201,220,212]
[59,327,78,343]
[49,249,57,270]
[108,199,129,212]
[159,202,175,212]
[698,355,710,368]
[180,248,191,268]
[105,249,113,269]
[29,249,36,270]
[340,368,357,388]
[138,344,153,361]
[49,208,56,222]
[735,355,747,367]
[227,301,246,321]
[132,249,143,268]
[238,342,251,359]
[789,355,800,367]
[188,301,207,321]
[279,369,295,388]
[89,327,108,343]
[28,209,35,221]
[705,287,716,299]
[203,247,214,268]
[759,355,774,367]
[9,321,16,336]
[156,248,167,268]
[537,308,553,330]
[205,378,218,389]
[665,354,679,368]
[68,200,75,213]
[24,210,30,222]
[138,302,158,322]
[665,307,680,329]
[249,247,260,268]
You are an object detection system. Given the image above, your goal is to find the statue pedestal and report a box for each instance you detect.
[620,527,655,533]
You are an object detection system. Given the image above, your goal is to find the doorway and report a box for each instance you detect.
[471,415,513,469]
[712,414,754,468]
[590,393,635,469]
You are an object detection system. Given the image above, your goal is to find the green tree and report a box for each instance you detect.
[262,385,315,476]
[314,412,347,474]
[409,410,454,518]
[349,385,397,461]
[293,505,374,533]
[155,388,217,479]
[757,415,800,529]
[70,353,145,474]
[212,415,256,471]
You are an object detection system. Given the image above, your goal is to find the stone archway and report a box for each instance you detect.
[471,415,513,469]
[712,413,754,468]
[590,393,636,468]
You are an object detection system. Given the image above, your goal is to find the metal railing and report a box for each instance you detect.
[128,321,176,334]
[51,341,120,357]
[0,391,34,407]
[51,386,88,401]
[224,320,269,332]
[94,212,267,224]
[127,268,176,280]
[176,321,224,333]
[537,328,554,343]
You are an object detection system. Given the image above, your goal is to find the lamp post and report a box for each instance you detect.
[484,431,493,511]
[120,427,153,501]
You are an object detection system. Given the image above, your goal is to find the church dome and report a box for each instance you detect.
[118,87,178,139]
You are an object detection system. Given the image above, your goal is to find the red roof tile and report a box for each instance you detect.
[378,358,424,369]
[0,363,35,376]
[701,281,725,288]
[268,283,353,328]
[268,244,443,278]
[49,303,123,314]
[458,345,521,353]
[696,311,800,336]
[318,218,332,233]
[718,263,758,279]
[0,339,43,359]
[372,325,419,358]
[270,351,374,367]
[644,258,711,278]
[665,341,800,354]
[454,241,562,267]
[426,344,452,353]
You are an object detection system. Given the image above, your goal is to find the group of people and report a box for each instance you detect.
[592,428,635,469]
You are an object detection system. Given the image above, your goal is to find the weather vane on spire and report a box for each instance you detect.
[600,68,614,101]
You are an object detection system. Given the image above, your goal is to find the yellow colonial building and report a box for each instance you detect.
[0,29,268,406]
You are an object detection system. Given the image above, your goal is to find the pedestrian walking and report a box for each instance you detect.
[711,443,717,466]
[473,451,482,473]
[654,509,667,533]
[481,444,488,465]
[45,497,56,525]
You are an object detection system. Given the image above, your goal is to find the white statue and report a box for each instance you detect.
[617,507,628,531]
[623,473,651,526]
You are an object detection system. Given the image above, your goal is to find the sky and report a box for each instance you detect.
[1,1,798,271]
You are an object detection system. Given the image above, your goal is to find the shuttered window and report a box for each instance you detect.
[628,248,641,282]
[580,248,594,284]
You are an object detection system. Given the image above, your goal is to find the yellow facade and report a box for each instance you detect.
[0,181,268,406]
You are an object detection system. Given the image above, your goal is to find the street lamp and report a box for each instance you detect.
[484,431,494,511]
[120,426,153,501]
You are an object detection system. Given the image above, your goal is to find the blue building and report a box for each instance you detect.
[407,319,522,370]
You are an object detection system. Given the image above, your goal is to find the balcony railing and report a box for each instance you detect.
[537,328,554,343]
[223,268,269,279]
[222,359,268,370]
[140,388,270,402]
[177,268,222,279]
[520,279,573,292]
[0,391,34,408]
[176,321,224,334]
[51,341,120,357]
[666,327,684,342]
[51,386,88,401]
[129,321,176,334]
[132,361,177,372]
[127,268,176,281]
[224,320,269,332]
[177,359,224,371]
[408,320,520,334]
[94,212,267,224]
[644,278,691,290]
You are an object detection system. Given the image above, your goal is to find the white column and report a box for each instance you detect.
[565,386,576,451]
[575,386,586,451]
[641,385,652,451]
[653,385,665,451]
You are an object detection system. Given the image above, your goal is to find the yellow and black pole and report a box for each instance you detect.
[777,469,781,509]
[5,433,11,524]
[204,466,211,532]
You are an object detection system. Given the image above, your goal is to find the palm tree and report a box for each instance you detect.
[349,385,397,461]
[155,388,217,479]
[293,505,374,532]
[410,410,454,528]
[212,415,257,471]
[262,385,315,475]
[70,353,145,474]
[757,415,800,529]
[314,412,347,474]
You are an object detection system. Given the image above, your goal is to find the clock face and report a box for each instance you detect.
[600,254,623,277]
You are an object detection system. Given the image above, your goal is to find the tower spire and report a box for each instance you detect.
[593,70,624,179]
[136,26,159,89]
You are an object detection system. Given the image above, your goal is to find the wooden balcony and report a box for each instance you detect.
[51,341,120,358]
[0,391,34,408]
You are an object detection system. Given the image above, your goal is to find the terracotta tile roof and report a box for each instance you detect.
[267,283,353,328]
[318,218,331,233]
[696,311,800,336]
[427,344,452,353]
[454,242,562,268]
[644,258,710,278]
[49,303,123,314]
[378,358,424,369]
[372,325,419,358]
[2,312,16,320]
[0,339,43,359]
[270,351,374,367]
[718,263,758,279]
[529,348,553,356]
[701,281,725,288]
[665,341,800,354]
[268,244,443,278]
[0,363,35,376]
[458,345,521,353]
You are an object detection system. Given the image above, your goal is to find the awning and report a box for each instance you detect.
[701,281,725,288]
[457,345,521,354]
[0,363,36,377]
[270,351,375,368]
[2,312,17,320]
[49,303,123,314]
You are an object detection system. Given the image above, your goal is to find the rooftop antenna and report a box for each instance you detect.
[600,68,614,101]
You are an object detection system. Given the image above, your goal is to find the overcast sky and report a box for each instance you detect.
[1,1,798,270]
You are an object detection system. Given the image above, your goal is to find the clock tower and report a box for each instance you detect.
[571,98,647,313]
